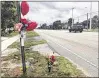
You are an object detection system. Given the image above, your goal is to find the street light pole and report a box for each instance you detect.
[72,8,74,27]
[78,17,79,23]
[90,2,92,29]
[87,13,89,29]
[84,7,89,29]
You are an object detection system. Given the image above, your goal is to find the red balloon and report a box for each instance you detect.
[20,18,28,24]
[20,18,38,31]
[21,1,29,16]
[26,22,38,31]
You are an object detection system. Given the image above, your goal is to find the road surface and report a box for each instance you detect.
[35,29,98,77]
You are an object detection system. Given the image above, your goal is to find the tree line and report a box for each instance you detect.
[1,1,18,36]
[38,15,99,30]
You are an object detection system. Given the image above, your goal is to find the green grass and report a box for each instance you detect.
[25,39,47,48]
[84,28,98,32]
[56,56,84,77]
[8,42,20,49]
[8,39,46,49]
[7,31,19,37]
[7,31,39,38]
[2,49,84,77]
[24,51,84,77]
[26,31,39,38]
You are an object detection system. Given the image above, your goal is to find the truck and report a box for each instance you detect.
[69,25,83,33]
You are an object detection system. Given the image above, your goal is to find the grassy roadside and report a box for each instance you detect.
[8,39,47,49]
[6,31,19,37]
[1,50,84,77]
[84,28,98,32]
[26,31,39,37]
[1,31,85,77]
[8,31,46,49]
[56,56,83,77]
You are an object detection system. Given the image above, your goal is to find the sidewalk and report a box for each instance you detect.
[31,43,60,56]
[1,37,9,41]
[1,35,19,52]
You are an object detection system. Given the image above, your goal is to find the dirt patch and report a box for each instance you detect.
[1,66,22,77]
[1,48,18,56]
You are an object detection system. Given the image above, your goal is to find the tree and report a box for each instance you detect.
[49,25,53,29]
[68,18,74,27]
[82,20,87,28]
[80,15,98,29]
[53,20,62,29]
[41,23,47,29]
[92,15,98,29]
[1,1,17,36]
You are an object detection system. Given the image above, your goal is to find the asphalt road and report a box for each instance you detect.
[35,29,98,77]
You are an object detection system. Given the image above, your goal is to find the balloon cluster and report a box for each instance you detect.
[20,18,37,31]
[15,1,38,32]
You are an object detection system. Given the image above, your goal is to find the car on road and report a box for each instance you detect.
[69,25,83,33]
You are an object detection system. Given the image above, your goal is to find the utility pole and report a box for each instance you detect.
[87,13,89,29]
[84,7,89,29]
[17,1,26,75]
[90,2,92,29]
[98,1,99,76]
[72,8,74,27]
[78,17,79,23]
[98,1,99,29]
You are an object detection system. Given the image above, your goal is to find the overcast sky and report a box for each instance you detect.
[22,2,98,26]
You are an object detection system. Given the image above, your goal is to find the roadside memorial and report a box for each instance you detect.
[47,52,56,72]
[14,1,38,75]
[50,52,56,65]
